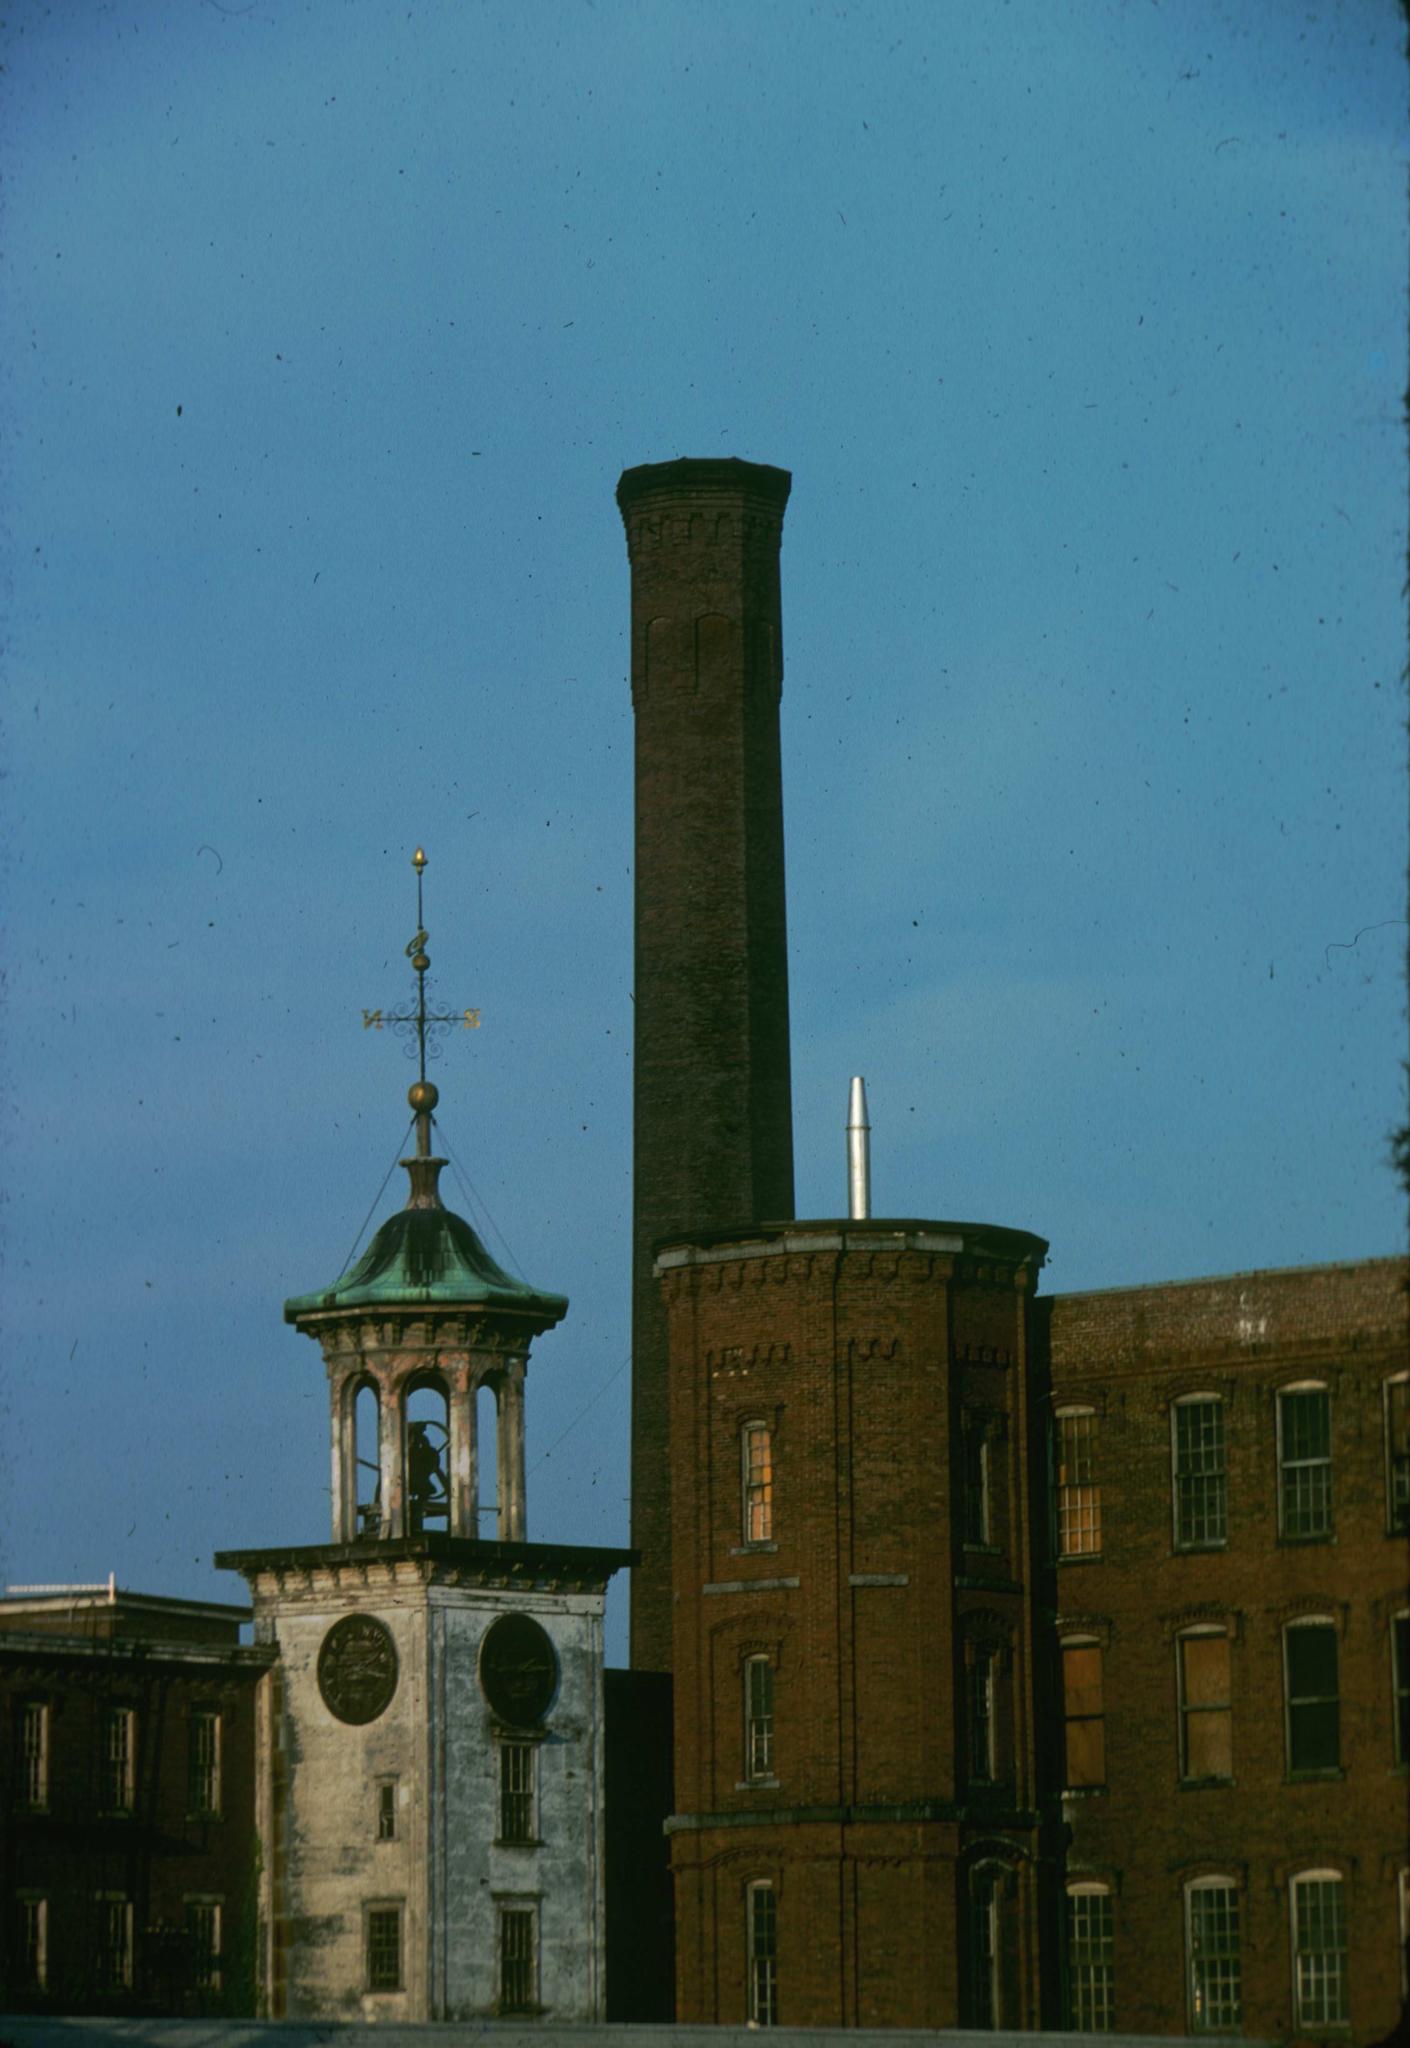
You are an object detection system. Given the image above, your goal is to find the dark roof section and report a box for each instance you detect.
[284,1203,568,1326]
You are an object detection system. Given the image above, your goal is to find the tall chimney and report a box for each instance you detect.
[618,457,796,1671]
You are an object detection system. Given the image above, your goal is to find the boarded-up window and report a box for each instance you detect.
[1179,1632,1232,1780]
[1062,1640,1106,1787]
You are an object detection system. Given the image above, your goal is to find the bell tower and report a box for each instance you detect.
[218,852,630,2024]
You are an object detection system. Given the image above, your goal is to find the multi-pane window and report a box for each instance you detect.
[1173,1397,1227,1548]
[1061,1639,1106,1788]
[1278,1386,1333,1539]
[188,1711,220,1817]
[742,1423,773,1545]
[16,1897,47,1990]
[500,1742,536,1843]
[744,1657,775,1782]
[1055,1409,1101,1556]
[966,1649,995,1784]
[499,1903,537,2013]
[101,1708,135,1813]
[19,1702,49,1809]
[186,1898,222,1992]
[377,1780,397,1841]
[963,1419,991,1546]
[1178,1631,1233,1781]
[1285,1620,1340,1774]
[1186,1880,1241,2031]
[97,1895,133,1992]
[1065,1885,1115,2032]
[1394,1616,1410,1768]
[366,1905,402,1993]
[966,1865,1005,2026]
[1291,1872,1347,2028]
[1386,1377,1410,1531]
[747,1881,778,2026]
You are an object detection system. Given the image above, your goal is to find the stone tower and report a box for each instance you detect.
[218,855,629,2022]
[618,457,797,1671]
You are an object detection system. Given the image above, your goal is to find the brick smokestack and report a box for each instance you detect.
[617,457,796,1672]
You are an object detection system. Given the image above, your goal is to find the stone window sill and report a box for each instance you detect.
[730,1542,779,1556]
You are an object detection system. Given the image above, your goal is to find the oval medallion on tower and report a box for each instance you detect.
[478,1612,559,1726]
[317,1614,399,1725]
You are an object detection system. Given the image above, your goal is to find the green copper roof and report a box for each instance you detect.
[284,1200,568,1327]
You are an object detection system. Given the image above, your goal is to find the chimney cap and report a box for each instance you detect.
[616,456,792,516]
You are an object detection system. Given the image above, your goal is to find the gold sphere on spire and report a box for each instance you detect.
[412,847,428,870]
[409,1079,439,1113]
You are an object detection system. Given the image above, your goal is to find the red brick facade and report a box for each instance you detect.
[1045,1256,1409,2043]
[0,1591,267,2016]
[620,459,798,1673]
[659,1232,1408,2041]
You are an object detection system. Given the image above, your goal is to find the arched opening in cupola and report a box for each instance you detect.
[354,1380,382,1540]
[477,1380,500,1537]
[404,1377,450,1536]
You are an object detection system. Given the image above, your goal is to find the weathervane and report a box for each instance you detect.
[362,847,480,1161]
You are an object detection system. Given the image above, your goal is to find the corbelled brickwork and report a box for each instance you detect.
[619,459,797,1673]
[658,1220,1051,2028]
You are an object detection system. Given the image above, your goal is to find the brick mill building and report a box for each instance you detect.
[618,457,1409,2041]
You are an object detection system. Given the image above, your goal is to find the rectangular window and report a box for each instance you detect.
[1173,1398,1227,1548]
[377,1779,397,1841]
[966,1650,994,1783]
[19,1703,49,1809]
[963,1420,991,1546]
[747,1882,778,2027]
[1387,1379,1410,1530]
[1065,1887,1115,2031]
[366,1906,401,1993]
[186,1898,222,1992]
[1286,1622,1339,1774]
[97,1895,133,1992]
[744,1657,775,1782]
[1187,1881,1240,2031]
[742,1424,773,1545]
[1292,1874,1347,2027]
[1056,1411,1101,1556]
[1178,1632,1232,1780]
[101,1708,135,1813]
[499,1904,537,2013]
[1395,1618,1410,1768]
[1278,1387,1332,1539]
[500,1742,535,1843]
[188,1711,220,1817]
[1061,1641,1106,1788]
[17,1897,47,1991]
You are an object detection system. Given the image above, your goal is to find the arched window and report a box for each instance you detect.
[1290,1869,1347,2027]
[1384,1373,1410,1531]
[964,1859,1019,2028]
[1284,1617,1339,1775]
[1176,1628,1232,1781]
[1065,1882,1114,2031]
[404,1378,450,1536]
[1171,1394,1226,1549]
[743,1656,775,1783]
[1060,1636,1106,1789]
[1054,1408,1101,1557]
[746,1880,777,2026]
[1276,1382,1332,1539]
[741,1422,773,1545]
[1185,1877,1240,2031]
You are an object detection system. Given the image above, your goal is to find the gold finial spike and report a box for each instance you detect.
[412,847,428,870]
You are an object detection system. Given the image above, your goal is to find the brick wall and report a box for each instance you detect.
[619,458,797,1674]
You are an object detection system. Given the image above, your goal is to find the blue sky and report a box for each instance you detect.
[2,0,1404,1664]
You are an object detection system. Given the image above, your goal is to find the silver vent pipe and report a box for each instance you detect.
[846,1075,871,1220]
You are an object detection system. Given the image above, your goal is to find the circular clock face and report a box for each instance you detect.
[317,1614,399,1725]
[478,1613,559,1726]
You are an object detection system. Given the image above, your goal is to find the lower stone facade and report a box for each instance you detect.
[216,1537,627,2024]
